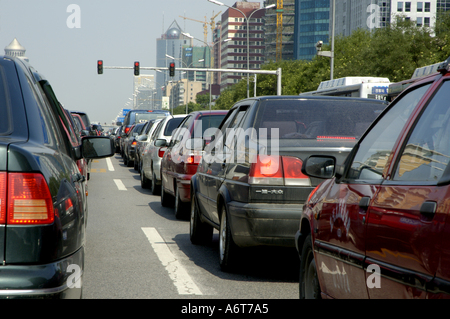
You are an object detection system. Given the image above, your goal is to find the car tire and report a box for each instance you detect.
[160,177,174,207]
[123,154,128,166]
[174,185,188,219]
[219,204,239,272]
[151,171,161,195]
[133,157,138,171]
[190,193,213,245]
[140,166,151,189]
[299,234,321,299]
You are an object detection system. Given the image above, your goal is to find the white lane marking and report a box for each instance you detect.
[113,179,127,191]
[106,158,115,171]
[141,227,203,296]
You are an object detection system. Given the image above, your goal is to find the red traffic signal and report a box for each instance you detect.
[97,60,103,74]
[134,61,140,76]
[169,62,175,77]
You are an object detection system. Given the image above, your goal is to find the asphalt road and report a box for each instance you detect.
[82,155,299,300]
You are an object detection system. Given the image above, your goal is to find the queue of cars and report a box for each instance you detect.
[110,56,450,299]
[0,55,114,298]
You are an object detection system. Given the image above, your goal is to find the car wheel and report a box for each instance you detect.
[134,157,138,171]
[219,204,239,272]
[160,177,174,207]
[140,166,151,189]
[151,171,161,195]
[299,234,321,299]
[174,185,188,219]
[190,193,213,245]
[123,154,128,166]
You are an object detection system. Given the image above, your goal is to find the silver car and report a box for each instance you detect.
[140,114,186,194]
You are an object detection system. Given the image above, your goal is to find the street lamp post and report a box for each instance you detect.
[208,0,275,98]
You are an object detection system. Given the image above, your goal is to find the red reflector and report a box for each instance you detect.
[317,136,356,140]
[7,173,54,225]
[0,173,6,224]
[282,157,308,179]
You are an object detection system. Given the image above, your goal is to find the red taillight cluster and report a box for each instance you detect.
[249,155,311,186]
[158,148,166,158]
[124,127,131,135]
[0,173,54,225]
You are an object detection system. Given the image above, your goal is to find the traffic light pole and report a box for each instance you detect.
[101,65,283,96]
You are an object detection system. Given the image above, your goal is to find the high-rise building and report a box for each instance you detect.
[294,0,330,60]
[155,20,192,110]
[219,1,266,91]
[263,0,296,61]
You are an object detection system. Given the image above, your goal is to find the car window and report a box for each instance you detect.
[347,83,432,181]
[0,66,12,135]
[172,115,192,146]
[151,120,164,141]
[163,117,184,137]
[255,99,386,144]
[394,80,450,183]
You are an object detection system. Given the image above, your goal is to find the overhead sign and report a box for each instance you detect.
[123,109,131,116]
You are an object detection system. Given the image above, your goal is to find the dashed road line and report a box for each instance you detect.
[106,157,115,171]
[141,227,203,296]
[113,179,127,191]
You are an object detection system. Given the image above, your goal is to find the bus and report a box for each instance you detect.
[300,76,390,100]
[386,61,442,102]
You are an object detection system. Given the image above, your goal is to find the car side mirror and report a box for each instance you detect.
[155,139,167,147]
[82,136,115,159]
[302,156,336,179]
[80,130,89,137]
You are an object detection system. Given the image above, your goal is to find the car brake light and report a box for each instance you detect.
[249,155,311,186]
[124,127,131,134]
[158,148,166,158]
[7,173,54,225]
[0,173,6,224]
[317,136,356,140]
[249,155,284,185]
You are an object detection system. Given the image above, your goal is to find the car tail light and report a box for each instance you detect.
[158,148,166,158]
[249,155,311,186]
[7,173,54,225]
[0,173,6,224]
[249,155,284,185]
[124,127,131,135]
[282,156,311,186]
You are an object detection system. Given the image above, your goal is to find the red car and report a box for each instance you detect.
[297,56,450,299]
[160,110,227,219]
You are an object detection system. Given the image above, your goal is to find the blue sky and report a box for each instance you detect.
[1,0,251,124]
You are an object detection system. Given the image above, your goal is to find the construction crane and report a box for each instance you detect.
[179,11,222,44]
[179,15,209,43]
[276,0,283,62]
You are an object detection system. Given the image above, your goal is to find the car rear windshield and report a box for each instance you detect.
[0,66,13,135]
[135,112,169,123]
[255,98,386,144]
[164,117,184,136]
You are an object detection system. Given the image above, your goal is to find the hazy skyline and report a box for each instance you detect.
[1,0,256,124]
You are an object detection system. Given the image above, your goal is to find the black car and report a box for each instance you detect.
[189,96,387,271]
[0,55,114,298]
[123,122,147,167]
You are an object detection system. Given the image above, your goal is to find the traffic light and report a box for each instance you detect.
[169,62,175,77]
[134,61,140,76]
[97,60,103,74]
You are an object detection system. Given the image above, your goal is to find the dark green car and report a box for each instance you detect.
[0,56,114,298]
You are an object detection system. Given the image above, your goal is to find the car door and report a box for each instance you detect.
[197,108,238,225]
[314,82,432,299]
[365,79,450,298]
[208,105,250,223]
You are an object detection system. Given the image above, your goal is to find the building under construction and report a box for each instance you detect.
[263,0,296,62]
